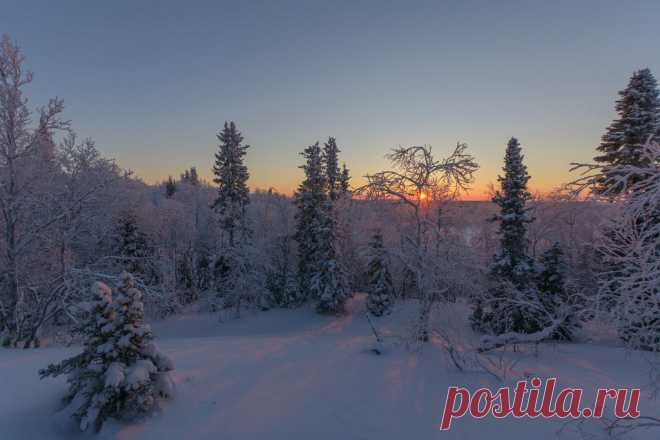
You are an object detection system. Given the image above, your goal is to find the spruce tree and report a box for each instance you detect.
[211,121,251,247]
[110,273,174,420]
[39,277,174,432]
[313,205,349,314]
[323,137,342,201]
[40,282,117,431]
[536,243,578,340]
[116,210,149,275]
[490,137,534,286]
[594,68,660,195]
[472,137,538,334]
[365,231,394,316]
[339,163,351,195]
[294,143,326,298]
[294,142,349,313]
[165,176,177,198]
[266,234,298,307]
[189,166,199,186]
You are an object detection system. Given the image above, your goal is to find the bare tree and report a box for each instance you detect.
[0,34,70,346]
[357,143,479,342]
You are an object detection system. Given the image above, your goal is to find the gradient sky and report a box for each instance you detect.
[2,0,660,198]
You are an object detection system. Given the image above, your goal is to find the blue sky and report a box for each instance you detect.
[3,0,659,197]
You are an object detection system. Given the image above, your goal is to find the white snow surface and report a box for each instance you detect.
[1,295,659,439]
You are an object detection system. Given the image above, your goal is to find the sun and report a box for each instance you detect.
[419,191,428,200]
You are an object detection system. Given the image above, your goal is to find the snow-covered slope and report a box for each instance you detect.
[1,296,658,439]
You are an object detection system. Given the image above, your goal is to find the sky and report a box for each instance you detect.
[2,0,660,198]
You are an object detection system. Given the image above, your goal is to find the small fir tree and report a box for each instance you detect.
[536,243,579,340]
[40,278,174,432]
[115,210,149,275]
[40,282,118,431]
[365,231,394,316]
[108,272,174,421]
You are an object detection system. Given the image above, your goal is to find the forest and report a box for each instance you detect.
[0,31,659,439]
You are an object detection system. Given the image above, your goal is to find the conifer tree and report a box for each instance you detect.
[39,277,174,432]
[40,282,117,431]
[490,137,534,285]
[294,142,349,313]
[536,243,578,340]
[294,143,326,297]
[339,163,351,195]
[266,234,297,307]
[313,205,350,314]
[323,137,342,201]
[594,68,660,195]
[211,121,251,247]
[472,137,538,334]
[189,166,199,186]
[365,231,394,316]
[109,273,174,420]
[165,176,177,198]
[116,210,149,275]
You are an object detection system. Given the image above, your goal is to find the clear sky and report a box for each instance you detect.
[2,0,659,198]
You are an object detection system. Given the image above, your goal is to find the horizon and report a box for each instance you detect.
[3,0,660,198]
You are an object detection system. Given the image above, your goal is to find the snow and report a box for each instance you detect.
[1,295,659,439]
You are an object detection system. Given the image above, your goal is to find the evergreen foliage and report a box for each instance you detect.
[594,68,660,195]
[115,210,150,275]
[39,275,174,432]
[294,141,349,313]
[165,176,177,198]
[472,137,539,334]
[536,243,579,340]
[211,121,251,247]
[365,231,394,316]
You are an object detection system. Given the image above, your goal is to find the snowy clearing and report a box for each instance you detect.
[1,296,659,440]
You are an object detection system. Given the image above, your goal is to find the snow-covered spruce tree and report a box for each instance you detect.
[294,143,326,299]
[39,278,173,431]
[210,122,267,313]
[109,272,174,419]
[365,231,395,316]
[535,243,579,340]
[40,275,174,431]
[40,282,117,431]
[294,142,349,313]
[472,137,540,335]
[594,68,660,195]
[115,210,150,276]
[266,233,298,307]
[211,121,251,248]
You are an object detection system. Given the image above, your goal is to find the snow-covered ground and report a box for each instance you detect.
[2,296,659,439]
